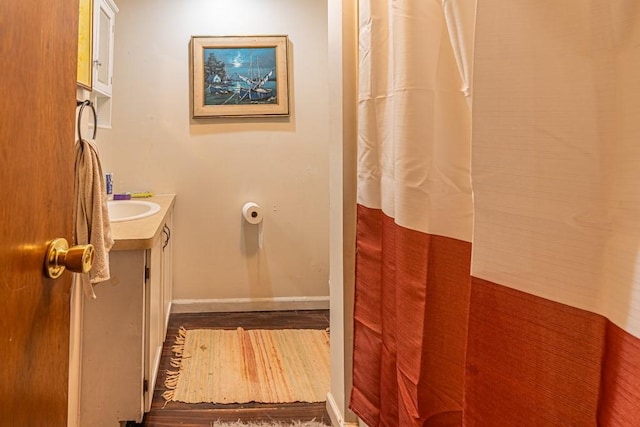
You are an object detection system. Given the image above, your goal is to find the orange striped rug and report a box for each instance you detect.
[163,327,330,404]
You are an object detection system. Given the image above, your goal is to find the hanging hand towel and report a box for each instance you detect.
[74,138,114,298]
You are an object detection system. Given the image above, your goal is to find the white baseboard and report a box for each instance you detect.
[170,296,330,313]
[326,392,360,427]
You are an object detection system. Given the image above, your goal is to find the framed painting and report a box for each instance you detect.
[191,35,289,118]
[77,0,93,90]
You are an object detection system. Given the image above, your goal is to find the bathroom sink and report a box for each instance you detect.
[107,200,160,223]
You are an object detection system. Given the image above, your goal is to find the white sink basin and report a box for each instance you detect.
[107,200,160,222]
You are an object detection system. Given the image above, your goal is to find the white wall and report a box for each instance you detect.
[98,0,330,302]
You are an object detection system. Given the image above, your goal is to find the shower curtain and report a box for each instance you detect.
[351,1,640,426]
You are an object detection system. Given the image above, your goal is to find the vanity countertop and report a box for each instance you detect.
[109,194,176,251]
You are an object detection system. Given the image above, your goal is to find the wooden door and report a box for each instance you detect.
[0,0,79,425]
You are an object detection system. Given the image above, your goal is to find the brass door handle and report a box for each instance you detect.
[44,238,95,279]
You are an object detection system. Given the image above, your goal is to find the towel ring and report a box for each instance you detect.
[76,99,97,141]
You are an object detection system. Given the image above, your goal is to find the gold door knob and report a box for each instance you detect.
[44,238,95,279]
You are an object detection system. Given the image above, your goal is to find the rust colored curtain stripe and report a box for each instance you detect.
[351,205,471,426]
[599,322,640,426]
[353,206,384,427]
[464,281,640,426]
[465,277,605,425]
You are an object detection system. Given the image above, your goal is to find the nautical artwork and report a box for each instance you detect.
[204,47,277,105]
[191,36,289,117]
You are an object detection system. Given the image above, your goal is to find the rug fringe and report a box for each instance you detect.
[161,389,175,402]
[163,326,187,402]
[171,326,187,355]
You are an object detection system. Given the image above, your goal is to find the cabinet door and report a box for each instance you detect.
[161,213,173,339]
[93,0,118,96]
[144,243,163,412]
[81,250,146,425]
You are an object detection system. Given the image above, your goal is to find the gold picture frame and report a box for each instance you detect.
[77,0,93,90]
[191,35,289,118]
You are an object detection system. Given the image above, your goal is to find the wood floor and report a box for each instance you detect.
[141,310,332,426]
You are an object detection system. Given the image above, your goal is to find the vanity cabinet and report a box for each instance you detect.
[80,196,174,425]
[144,211,173,411]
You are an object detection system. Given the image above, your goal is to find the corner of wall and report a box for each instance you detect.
[326,392,360,427]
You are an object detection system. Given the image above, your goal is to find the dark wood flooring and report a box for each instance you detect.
[141,310,332,426]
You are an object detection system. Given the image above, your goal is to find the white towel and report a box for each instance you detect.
[74,138,114,298]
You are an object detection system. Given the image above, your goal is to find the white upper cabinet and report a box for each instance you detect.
[92,0,118,97]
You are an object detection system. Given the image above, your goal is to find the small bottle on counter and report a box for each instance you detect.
[105,172,113,200]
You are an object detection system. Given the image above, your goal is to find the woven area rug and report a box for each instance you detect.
[163,327,330,404]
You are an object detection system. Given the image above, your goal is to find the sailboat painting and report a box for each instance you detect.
[191,36,289,117]
[204,47,276,104]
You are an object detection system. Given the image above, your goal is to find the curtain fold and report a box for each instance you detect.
[352,0,640,425]
[353,205,471,426]
[352,0,473,425]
